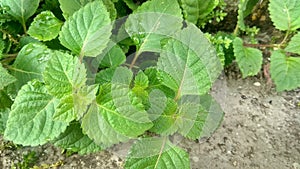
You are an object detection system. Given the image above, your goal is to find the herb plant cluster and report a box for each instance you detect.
[0,0,225,168]
[0,0,299,168]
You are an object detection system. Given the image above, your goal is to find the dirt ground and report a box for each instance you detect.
[1,73,299,169]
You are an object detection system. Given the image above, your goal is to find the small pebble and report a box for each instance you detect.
[293,162,300,169]
[254,82,261,87]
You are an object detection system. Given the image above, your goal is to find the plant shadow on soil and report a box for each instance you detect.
[1,72,299,169]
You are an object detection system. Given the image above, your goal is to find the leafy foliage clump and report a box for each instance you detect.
[0,0,224,168]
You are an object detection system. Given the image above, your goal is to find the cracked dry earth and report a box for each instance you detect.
[1,75,299,169]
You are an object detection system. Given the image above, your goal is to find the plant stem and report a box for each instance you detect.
[279,30,290,46]
[233,24,239,36]
[154,136,167,169]
[22,20,27,34]
[129,50,141,70]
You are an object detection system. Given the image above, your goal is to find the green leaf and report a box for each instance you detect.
[269,0,300,31]
[54,122,102,155]
[12,43,51,90]
[1,0,39,24]
[99,44,126,68]
[58,0,93,19]
[44,51,96,123]
[43,51,86,99]
[54,84,98,123]
[243,0,259,17]
[125,0,183,53]
[123,0,138,10]
[102,0,117,20]
[157,24,222,98]
[0,108,9,134]
[185,94,224,139]
[28,11,63,41]
[82,102,129,148]
[148,97,178,135]
[125,137,190,169]
[0,63,16,90]
[233,37,263,78]
[270,50,300,91]
[132,71,149,106]
[4,80,68,146]
[285,32,300,55]
[59,1,112,57]
[144,68,176,98]
[59,0,116,20]
[101,67,153,137]
[95,67,117,85]
[179,0,219,25]
[84,68,153,143]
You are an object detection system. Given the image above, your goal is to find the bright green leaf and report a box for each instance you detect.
[4,80,68,146]
[0,63,16,90]
[270,50,300,91]
[125,0,183,53]
[54,122,102,155]
[58,0,93,19]
[157,24,222,98]
[12,43,51,90]
[102,0,117,20]
[28,11,63,41]
[99,44,126,68]
[285,32,300,55]
[95,67,117,85]
[269,0,300,31]
[148,97,178,135]
[1,0,39,24]
[233,37,263,78]
[144,68,176,98]
[59,0,116,20]
[134,71,149,90]
[53,84,98,123]
[179,0,219,25]
[43,51,86,99]
[100,67,153,137]
[59,1,112,57]
[43,51,96,123]
[125,137,190,169]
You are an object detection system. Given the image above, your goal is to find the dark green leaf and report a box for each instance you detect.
[233,37,262,78]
